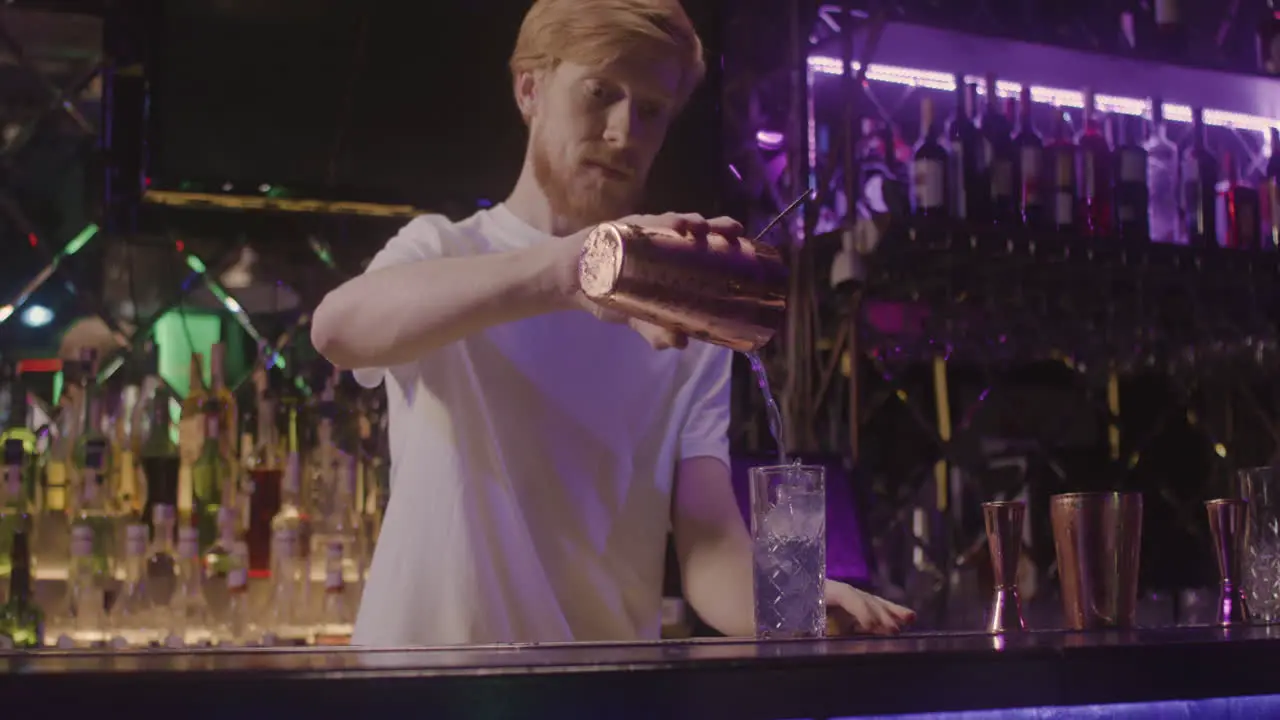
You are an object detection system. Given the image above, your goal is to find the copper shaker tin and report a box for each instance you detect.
[577,223,788,352]
[1050,492,1143,630]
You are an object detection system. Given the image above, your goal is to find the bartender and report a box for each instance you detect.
[311,0,914,646]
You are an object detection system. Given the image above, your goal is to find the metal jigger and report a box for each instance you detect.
[1205,499,1250,626]
[983,501,1027,633]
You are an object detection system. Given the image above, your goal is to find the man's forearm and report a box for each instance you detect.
[312,240,570,369]
[680,531,756,638]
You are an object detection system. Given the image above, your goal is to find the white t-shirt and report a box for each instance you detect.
[350,204,733,647]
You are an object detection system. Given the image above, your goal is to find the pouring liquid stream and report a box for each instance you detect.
[745,351,788,465]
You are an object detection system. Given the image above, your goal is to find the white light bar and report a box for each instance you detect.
[808,57,1280,136]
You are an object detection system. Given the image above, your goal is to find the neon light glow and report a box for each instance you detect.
[807,57,1280,136]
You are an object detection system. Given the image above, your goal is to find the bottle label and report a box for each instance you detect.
[912,158,946,209]
[1155,0,1179,24]
[1020,147,1043,205]
[325,569,344,590]
[1054,193,1075,226]
[5,464,18,498]
[228,567,248,590]
[1119,150,1146,183]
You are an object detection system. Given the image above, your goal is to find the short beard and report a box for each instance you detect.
[531,129,640,231]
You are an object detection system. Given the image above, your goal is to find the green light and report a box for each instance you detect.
[185,255,207,274]
[63,224,100,257]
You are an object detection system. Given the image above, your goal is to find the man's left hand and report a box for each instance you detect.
[824,580,916,636]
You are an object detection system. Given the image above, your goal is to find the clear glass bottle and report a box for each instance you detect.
[0,438,31,581]
[71,437,116,585]
[143,503,179,624]
[110,522,155,647]
[217,540,258,646]
[63,524,108,645]
[168,525,210,646]
[260,525,308,645]
[313,539,353,645]
[1144,97,1179,243]
[202,505,239,619]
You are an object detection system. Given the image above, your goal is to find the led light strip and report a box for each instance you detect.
[807,56,1280,138]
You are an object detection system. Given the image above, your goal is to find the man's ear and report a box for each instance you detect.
[514,70,539,124]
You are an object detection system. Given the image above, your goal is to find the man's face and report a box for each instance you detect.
[522,55,682,227]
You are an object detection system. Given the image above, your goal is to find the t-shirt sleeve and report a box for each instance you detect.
[678,345,733,467]
[351,216,447,389]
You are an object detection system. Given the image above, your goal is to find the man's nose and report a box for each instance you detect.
[602,102,636,147]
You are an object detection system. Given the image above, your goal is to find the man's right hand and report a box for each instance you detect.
[544,212,746,351]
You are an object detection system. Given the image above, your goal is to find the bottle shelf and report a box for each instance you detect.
[809,21,1280,126]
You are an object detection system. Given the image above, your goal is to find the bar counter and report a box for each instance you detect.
[5,626,1280,718]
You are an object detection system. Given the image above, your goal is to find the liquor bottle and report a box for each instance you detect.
[1144,98,1179,243]
[139,369,180,537]
[911,95,948,220]
[1154,0,1188,59]
[982,74,1018,225]
[178,352,207,522]
[202,505,239,618]
[1075,89,1113,238]
[168,525,210,645]
[192,385,235,551]
[109,522,153,647]
[1046,108,1078,233]
[109,369,144,521]
[948,76,989,223]
[207,343,238,454]
[143,503,178,623]
[72,423,116,581]
[245,369,282,575]
[1112,114,1150,242]
[0,363,36,466]
[0,362,36,570]
[1181,107,1219,247]
[1013,85,1046,230]
[313,538,353,645]
[1217,151,1261,249]
[1259,0,1280,75]
[32,395,76,584]
[1264,129,1280,249]
[216,540,257,646]
[0,518,44,648]
[65,524,108,644]
[262,525,308,645]
[0,438,28,578]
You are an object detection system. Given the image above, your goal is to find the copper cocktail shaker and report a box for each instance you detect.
[982,501,1027,633]
[1205,498,1250,626]
[577,223,788,352]
[1050,492,1143,630]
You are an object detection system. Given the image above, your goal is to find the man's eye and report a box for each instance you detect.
[585,82,607,99]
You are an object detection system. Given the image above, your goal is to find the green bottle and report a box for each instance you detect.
[0,517,44,649]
